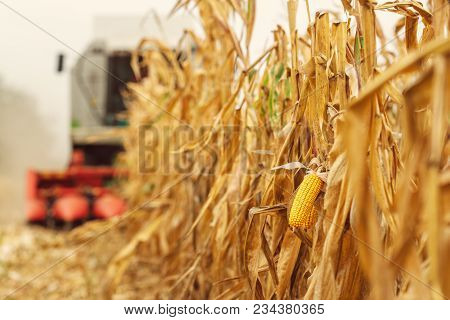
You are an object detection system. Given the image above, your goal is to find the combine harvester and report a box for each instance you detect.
[25,15,194,227]
[26,41,133,227]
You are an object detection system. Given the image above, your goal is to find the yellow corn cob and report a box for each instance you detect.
[289,173,323,229]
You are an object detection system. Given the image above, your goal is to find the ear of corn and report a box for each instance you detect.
[289,173,323,229]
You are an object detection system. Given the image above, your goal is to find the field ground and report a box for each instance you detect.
[0,224,130,299]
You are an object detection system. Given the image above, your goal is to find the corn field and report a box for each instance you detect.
[2,0,449,300]
[86,0,448,299]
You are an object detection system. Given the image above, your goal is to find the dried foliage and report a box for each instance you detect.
[3,0,448,300]
[94,0,449,299]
